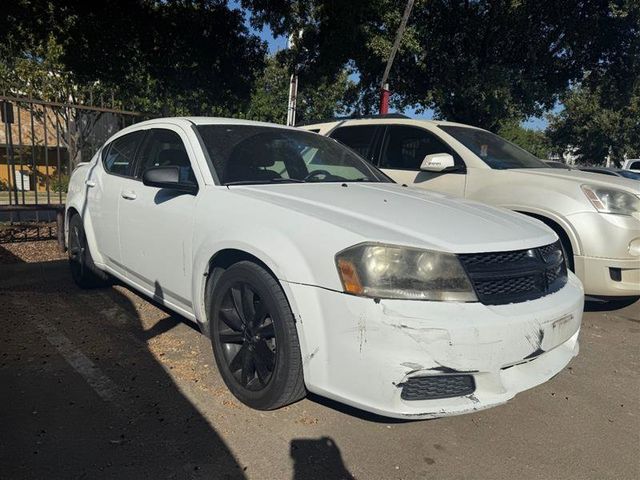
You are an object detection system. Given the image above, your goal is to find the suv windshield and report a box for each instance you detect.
[196,125,390,185]
[440,125,548,169]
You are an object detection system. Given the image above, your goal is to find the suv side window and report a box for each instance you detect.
[380,126,461,170]
[103,131,144,177]
[329,125,380,161]
[136,128,196,184]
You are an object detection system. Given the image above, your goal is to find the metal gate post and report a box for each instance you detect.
[56,207,65,252]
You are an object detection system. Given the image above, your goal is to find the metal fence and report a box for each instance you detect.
[0,95,144,246]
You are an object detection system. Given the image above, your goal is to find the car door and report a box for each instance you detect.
[117,126,200,314]
[377,125,467,197]
[85,130,144,273]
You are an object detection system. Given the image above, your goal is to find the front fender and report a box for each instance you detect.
[499,205,583,257]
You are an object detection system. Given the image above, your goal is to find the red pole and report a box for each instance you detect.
[379,83,390,115]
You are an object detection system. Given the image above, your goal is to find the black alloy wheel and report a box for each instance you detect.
[217,282,277,390]
[68,214,110,288]
[209,261,305,410]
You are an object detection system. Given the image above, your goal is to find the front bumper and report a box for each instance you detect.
[574,255,640,297]
[568,211,640,297]
[285,272,583,420]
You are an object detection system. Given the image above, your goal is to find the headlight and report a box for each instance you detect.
[581,185,640,215]
[335,243,477,302]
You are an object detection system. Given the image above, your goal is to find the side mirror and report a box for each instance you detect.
[142,166,198,194]
[420,153,456,172]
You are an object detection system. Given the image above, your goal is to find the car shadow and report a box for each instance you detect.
[0,260,246,479]
[584,297,639,312]
[306,393,416,424]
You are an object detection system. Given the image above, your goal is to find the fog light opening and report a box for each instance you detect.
[609,267,622,282]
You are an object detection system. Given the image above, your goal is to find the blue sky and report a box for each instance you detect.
[245,6,553,131]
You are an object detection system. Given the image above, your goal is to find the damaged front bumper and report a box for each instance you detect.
[285,271,583,420]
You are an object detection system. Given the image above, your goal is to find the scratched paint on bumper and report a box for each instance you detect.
[284,272,583,419]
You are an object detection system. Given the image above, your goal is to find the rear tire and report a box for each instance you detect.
[68,214,111,289]
[209,261,306,410]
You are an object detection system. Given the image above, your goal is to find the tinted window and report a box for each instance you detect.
[380,126,455,170]
[196,125,389,185]
[103,131,143,177]
[440,125,547,169]
[329,125,379,160]
[630,161,640,169]
[137,129,196,184]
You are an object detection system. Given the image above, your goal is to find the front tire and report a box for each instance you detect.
[68,214,110,289]
[209,261,306,410]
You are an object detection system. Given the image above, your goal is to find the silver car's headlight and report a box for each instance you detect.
[581,185,640,215]
[335,243,477,302]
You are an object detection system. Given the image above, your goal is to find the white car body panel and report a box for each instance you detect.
[304,119,640,298]
[66,117,584,419]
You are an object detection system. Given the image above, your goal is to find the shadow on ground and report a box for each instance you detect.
[290,437,354,480]
[0,260,246,479]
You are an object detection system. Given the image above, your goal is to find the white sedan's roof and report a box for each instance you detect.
[133,116,299,131]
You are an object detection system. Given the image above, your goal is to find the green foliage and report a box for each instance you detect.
[243,1,640,130]
[547,84,640,166]
[51,173,70,193]
[246,56,355,124]
[498,123,551,159]
[0,1,267,115]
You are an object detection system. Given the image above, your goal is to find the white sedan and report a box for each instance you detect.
[65,118,584,419]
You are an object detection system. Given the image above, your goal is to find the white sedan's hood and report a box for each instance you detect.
[229,183,556,253]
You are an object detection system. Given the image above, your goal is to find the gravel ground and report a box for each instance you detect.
[0,239,65,264]
[1,259,638,479]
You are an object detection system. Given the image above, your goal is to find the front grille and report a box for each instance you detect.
[401,375,475,401]
[458,241,567,306]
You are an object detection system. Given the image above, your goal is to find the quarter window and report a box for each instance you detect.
[137,129,196,184]
[630,160,640,169]
[102,131,143,177]
[380,126,456,170]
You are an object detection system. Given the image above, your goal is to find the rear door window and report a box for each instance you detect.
[329,125,381,162]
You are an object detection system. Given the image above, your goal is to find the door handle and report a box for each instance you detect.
[121,191,137,200]
[85,180,96,187]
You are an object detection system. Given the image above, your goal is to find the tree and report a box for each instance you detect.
[1,1,267,115]
[243,1,640,130]
[498,122,551,159]
[547,84,640,166]
[246,56,355,124]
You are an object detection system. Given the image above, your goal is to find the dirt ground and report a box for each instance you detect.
[1,246,638,479]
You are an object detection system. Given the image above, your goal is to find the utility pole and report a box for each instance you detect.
[286,30,303,126]
[379,0,415,115]
[286,73,298,127]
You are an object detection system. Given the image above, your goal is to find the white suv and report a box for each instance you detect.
[622,159,640,172]
[65,117,583,419]
[304,118,640,303]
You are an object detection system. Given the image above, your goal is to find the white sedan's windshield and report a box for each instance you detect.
[196,125,390,185]
[440,125,548,169]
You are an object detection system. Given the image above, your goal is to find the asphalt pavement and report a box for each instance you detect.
[1,257,638,479]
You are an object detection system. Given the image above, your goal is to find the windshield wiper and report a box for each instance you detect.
[224,178,305,186]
